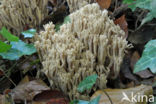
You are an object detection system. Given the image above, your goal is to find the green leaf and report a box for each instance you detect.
[152,81,156,87]
[55,23,62,32]
[141,12,154,26]
[0,41,11,52]
[21,29,36,38]
[88,95,101,104]
[123,0,134,4]
[64,16,71,24]
[10,40,36,55]
[0,40,36,60]
[55,16,71,31]
[70,96,100,104]
[123,0,156,25]
[0,27,19,41]
[0,48,23,60]
[77,74,98,93]
[70,100,89,104]
[134,40,156,73]
[70,100,78,104]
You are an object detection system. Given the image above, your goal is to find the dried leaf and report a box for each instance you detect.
[3,89,11,95]
[128,26,155,44]
[114,15,128,38]
[130,51,140,70]
[18,75,30,84]
[91,85,153,104]
[11,80,50,102]
[0,69,4,77]
[32,102,46,104]
[33,90,69,104]
[136,70,154,79]
[120,57,139,83]
[0,94,5,104]
[96,0,111,9]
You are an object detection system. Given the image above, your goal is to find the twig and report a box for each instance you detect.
[112,4,129,18]
[4,73,16,87]
[103,89,114,104]
[135,11,145,30]
[3,63,17,87]
[112,2,136,18]
[115,0,118,10]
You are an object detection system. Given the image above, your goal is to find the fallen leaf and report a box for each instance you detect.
[32,102,46,104]
[136,70,154,79]
[126,81,135,88]
[131,51,154,79]
[0,94,5,104]
[3,89,11,95]
[18,75,30,85]
[130,51,140,70]
[49,0,57,6]
[120,56,139,84]
[33,90,69,104]
[0,69,4,77]
[47,98,69,104]
[114,15,128,38]
[91,85,153,104]
[128,25,155,44]
[96,0,112,9]
[11,80,50,102]
[2,94,14,104]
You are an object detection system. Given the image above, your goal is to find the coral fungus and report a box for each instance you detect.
[35,3,131,100]
[67,0,95,12]
[0,0,48,35]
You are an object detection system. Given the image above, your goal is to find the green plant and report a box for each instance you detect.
[55,16,71,31]
[70,95,101,104]
[134,39,156,73]
[77,74,98,93]
[21,29,36,38]
[123,0,156,26]
[70,74,100,104]
[0,27,36,60]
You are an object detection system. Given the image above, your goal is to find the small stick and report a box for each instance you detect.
[103,90,114,104]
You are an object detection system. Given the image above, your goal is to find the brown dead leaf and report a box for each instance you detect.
[11,80,50,102]
[136,70,154,79]
[0,69,4,77]
[91,85,153,104]
[3,89,11,95]
[128,25,155,45]
[126,81,135,88]
[33,90,69,104]
[120,56,139,84]
[19,75,30,85]
[114,15,128,38]
[0,94,5,104]
[130,51,140,70]
[131,51,154,79]
[32,102,46,104]
[96,0,111,9]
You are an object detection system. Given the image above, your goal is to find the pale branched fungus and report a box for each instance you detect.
[0,0,48,35]
[35,3,131,100]
[67,0,95,12]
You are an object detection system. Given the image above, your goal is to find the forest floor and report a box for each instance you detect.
[0,0,156,104]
